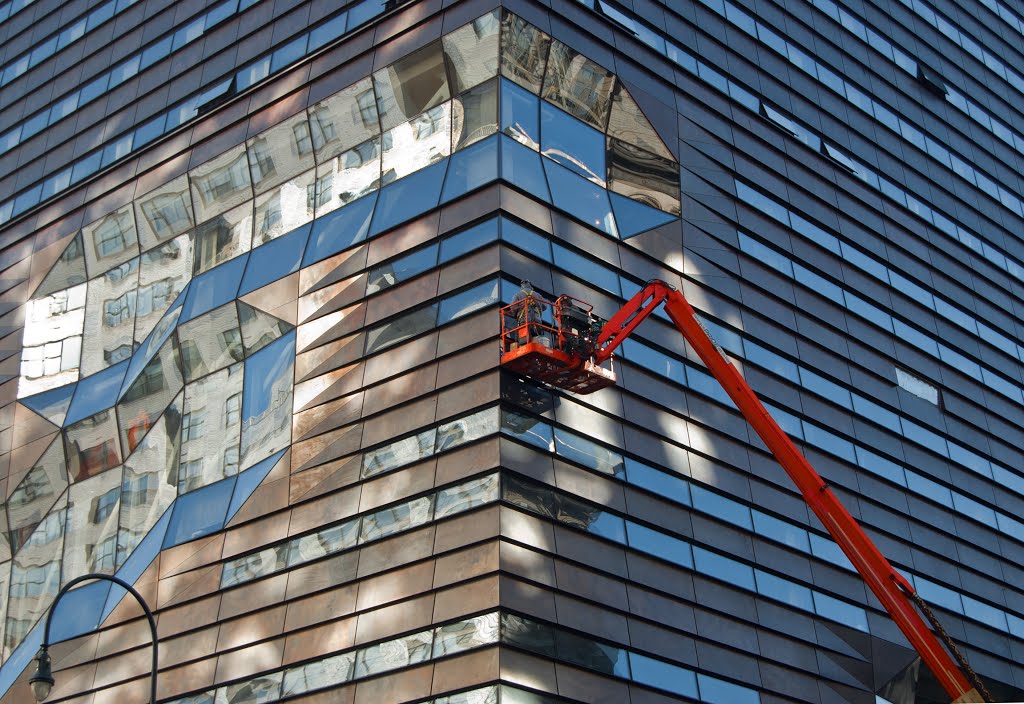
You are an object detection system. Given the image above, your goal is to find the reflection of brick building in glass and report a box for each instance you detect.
[1,1,1024,703]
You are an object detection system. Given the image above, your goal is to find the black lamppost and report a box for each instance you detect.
[29,573,158,702]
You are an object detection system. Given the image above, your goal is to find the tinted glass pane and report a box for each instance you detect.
[374,42,450,132]
[541,40,614,130]
[180,254,248,323]
[443,11,500,93]
[543,160,617,237]
[302,192,377,266]
[501,78,540,149]
[370,160,447,235]
[541,101,605,185]
[453,80,498,151]
[239,222,310,295]
[500,12,550,93]
[629,653,697,697]
[441,135,498,203]
[162,476,235,548]
[240,332,294,469]
[626,521,692,567]
[500,136,550,200]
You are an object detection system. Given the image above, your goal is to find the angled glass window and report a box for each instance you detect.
[19,283,86,398]
[501,78,540,149]
[317,136,382,215]
[81,258,139,377]
[283,652,354,697]
[366,244,438,295]
[629,653,698,698]
[253,170,316,247]
[119,396,180,562]
[247,113,316,195]
[541,101,605,185]
[180,254,248,322]
[371,160,447,235]
[63,409,121,480]
[607,82,673,161]
[6,439,67,554]
[500,136,550,201]
[374,42,450,133]
[543,159,617,237]
[82,205,139,276]
[607,138,679,215]
[63,470,121,576]
[354,631,432,678]
[117,334,183,454]
[163,475,234,548]
[382,103,452,184]
[180,364,243,492]
[240,332,294,470]
[136,236,192,345]
[189,146,253,223]
[302,192,377,266]
[176,303,244,381]
[441,135,498,203]
[453,79,498,151]
[192,201,253,275]
[442,10,500,94]
[542,40,615,130]
[310,77,380,162]
[500,12,551,94]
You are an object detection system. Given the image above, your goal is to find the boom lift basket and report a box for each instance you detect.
[499,294,616,394]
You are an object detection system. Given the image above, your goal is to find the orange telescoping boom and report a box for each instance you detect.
[500,280,987,703]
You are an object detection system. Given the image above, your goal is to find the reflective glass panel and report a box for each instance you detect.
[543,160,617,237]
[136,234,193,345]
[64,409,121,480]
[6,501,65,657]
[540,101,605,185]
[222,544,289,588]
[237,302,292,356]
[302,192,377,266]
[609,191,677,238]
[35,233,88,298]
[118,334,184,454]
[240,332,293,469]
[19,283,86,398]
[354,630,432,677]
[240,222,309,295]
[627,654,698,698]
[441,136,498,203]
[442,11,500,94]
[500,136,550,201]
[192,201,253,275]
[247,113,316,195]
[134,174,193,248]
[176,302,244,381]
[366,244,438,295]
[190,145,253,223]
[282,652,354,696]
[180,363,243,492]
[288,519,358,567]
[81,205,139,276]
[438,279,498,324]
[217,673,282,704]
[500,12,550,93]
[370,160,447,235]
[435,407,498,451]
[381,103,452,184]
[433,612,500,656]
[19,383,76,427]
[501,78,540,150]
[119,395,180,563]
[374,42,450,133]
[434,473,500,518]
[7,438,67,554]
[65,358,128,426]
[541,41,615,130]
[360,496,433,543]
[626,521,692,567]
[63,469,121,577]
[501,613,556,657]
[607,138,680,215]
[556,629,629,676]
[607,78,674,161]
[453,79,498,151]
[309,77,380,162]
[253,169,315,246]
[81,258,139,377]
[180,253,248,322]
[162,475,235,548]
[316,136,382,215]
[362,427,437,478]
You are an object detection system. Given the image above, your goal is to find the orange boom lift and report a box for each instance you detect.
[500,279,988,703]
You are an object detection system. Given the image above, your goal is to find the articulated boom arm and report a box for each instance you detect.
[604,281,984,703]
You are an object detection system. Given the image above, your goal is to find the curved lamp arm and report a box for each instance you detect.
[30,573,158,703]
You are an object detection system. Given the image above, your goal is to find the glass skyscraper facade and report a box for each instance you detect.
[0,0,1023,702]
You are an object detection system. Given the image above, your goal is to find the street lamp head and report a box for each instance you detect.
[29,647,54,702]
